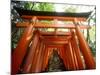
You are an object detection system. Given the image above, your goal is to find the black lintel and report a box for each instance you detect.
[14,7,92,18]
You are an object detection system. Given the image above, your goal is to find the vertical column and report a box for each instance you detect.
[58,48,63,60]
[11,24,33,74]
[70,31,84,70]
[45,48,51,70]
[41,44,47,71]
[33,41,44,72]
[65,42,76,70]
[39,43,46,72]
[42,46,49,71]
[30,40,41,73]
[22,30,40,73]
[60,46,69,70]
[70,42,79,70]
[74,20,95,69]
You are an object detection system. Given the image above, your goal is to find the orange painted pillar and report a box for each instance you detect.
[45,48,52,69]
[42,47,49,71]
[33,41,44,73]
[11,25,33,74]
[60,46,69,70]
[22,30,40,73]
[71,45,79,70]
[64,45,72,70]
[59,48,64,60]
[39,43,46,72]
[75,24,95,69]
[70,31,84,70]
[65,42,76,70]
[41,45,47,71]
[30,40,41,72]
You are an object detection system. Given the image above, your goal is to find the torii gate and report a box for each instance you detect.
[11,7,95,74]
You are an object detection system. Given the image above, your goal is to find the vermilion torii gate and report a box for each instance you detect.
[11,7,95,74]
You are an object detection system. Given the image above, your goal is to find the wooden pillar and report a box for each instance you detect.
[71,46,79,70]
[75,23,95,69]
[42,46,48,71]
[39,43,46,72]
[45,48,52,69]
[33,41,44,73]
[30,39,41,72]
[22,30,40,73]
[11,24,33,74]
[42,47,49,71]
[70,31,84,70]
[65,42,76,70]
[59,48,64,60]
[41,44,47,71]
[60,46,69,70]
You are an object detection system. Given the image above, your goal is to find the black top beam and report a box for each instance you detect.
[14,7,92,18]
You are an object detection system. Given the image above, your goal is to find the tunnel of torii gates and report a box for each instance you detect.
[11,7,96,74]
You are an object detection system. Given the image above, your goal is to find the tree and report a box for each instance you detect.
[24,2,55,11]
[11,1,55,49]
[64,6,77,12]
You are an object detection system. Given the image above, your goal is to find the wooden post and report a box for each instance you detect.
[70,43,79,70]
[22,30,40,73]
[60,46,69,70]
[45,48,52,69]
[42,47,50,71]
[39,43,46,72]
[59,48,64,60]
[11,24,33,74]
[41,44,47,71]
[33,41,44,73]
[74,20,95,69]
[65,42,76,70]
[30,39,41,72]
[70,31,84,70]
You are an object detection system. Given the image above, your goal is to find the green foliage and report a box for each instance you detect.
[89,26,96,42]
[64,6,77,12]
[89,26,96,56]
[89,41,96,56]
[24,2,55,11]
[24,2,34,10]
[37,3,55,11]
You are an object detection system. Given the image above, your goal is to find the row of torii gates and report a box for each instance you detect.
[12,8,95,74]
